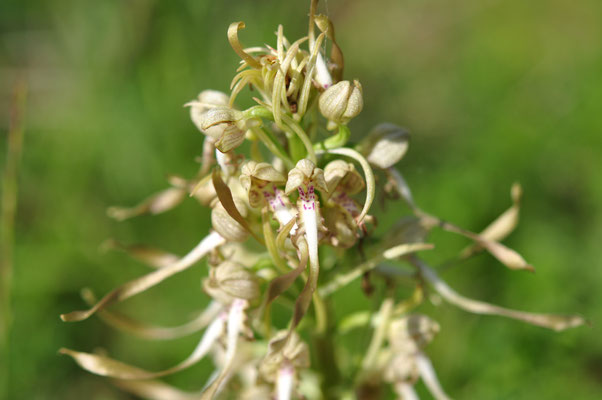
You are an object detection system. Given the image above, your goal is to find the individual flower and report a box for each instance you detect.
[239,160,286,209]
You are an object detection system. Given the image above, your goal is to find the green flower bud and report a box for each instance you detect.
[203,260,260,304]
[318,80,363,125]
[358,123,409,169]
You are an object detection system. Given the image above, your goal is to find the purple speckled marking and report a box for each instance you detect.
[298,185,316,210]
[263,187,288,212]
[274,185,286,206]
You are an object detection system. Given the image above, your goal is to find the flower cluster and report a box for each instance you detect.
[60,2,584,399]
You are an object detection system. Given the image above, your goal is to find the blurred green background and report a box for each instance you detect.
[1,0,601,398]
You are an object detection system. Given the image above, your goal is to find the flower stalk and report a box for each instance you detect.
[59,2,586,399]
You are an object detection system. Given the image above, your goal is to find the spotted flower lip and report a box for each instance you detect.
[60,2,585,399]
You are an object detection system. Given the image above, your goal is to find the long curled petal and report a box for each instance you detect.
[60,232,226,322]
[107,187,186,221]
[82,289,222,340]
[59,312,226,379]
[101,240,179,269]
[201,299,248,399]
[415,258,586,331]
[228,22,261,69]
[460,183,522,259]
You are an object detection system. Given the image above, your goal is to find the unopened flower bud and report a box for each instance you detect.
[203,260,260,304]
[240,161,286,208]
[285,159,328,195]
[259,331,310,383]
[318,80,363,125]
[324,160,365,195]
[211,197,249,242]
[359,123,409,169]
[198,107,247,153]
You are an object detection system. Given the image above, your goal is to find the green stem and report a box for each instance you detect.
[286,129,307,162]
[244,105,274,120]
[261,208,288,273]
[312,291,328,335]
[249,126,294,169]
[281,114,317,163]
[246,105,316,163]
[313,300,341,400]
[315,125,350,150]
